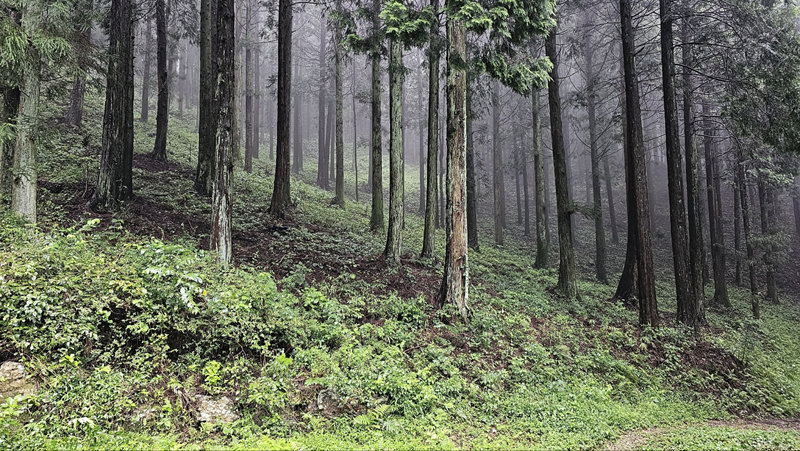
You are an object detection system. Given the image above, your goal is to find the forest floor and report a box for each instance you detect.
[2,99,800,449]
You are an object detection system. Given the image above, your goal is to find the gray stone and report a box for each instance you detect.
[196,395,238,424]
[0,361,36,403]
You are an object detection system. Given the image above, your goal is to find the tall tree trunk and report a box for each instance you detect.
[1,88,20,200]
[11,7,42,222]
[466,74,479,251]
[733,172,743,286]
[702,98,729,309]
[439,11,469,321]
[758,179,778,304]
[522,135,531,237]
[603,153,619,244]
[532,88,547,267]
[422,11,440,257]
[583,22,607,283]
[352,61,359,201]
[195,0,216,195]
[621,0,658,325]
[66,1,91,128]
[545,25,578,299]
[333,13,345,207]
[269,0,292,217]
[492,80,505,245]
[383,38,404,263]
[253,46,261,160]
[317,14,328,188]
[736,150,758,318]
[151,0,168,161]
[418,77,425,215]
[93,0,134,211]
[682,14,712,318]
[515,153,522,226]
[659,0,693,326]
[244,4,254,173]
[369,47,384,231]
[292,62,303,174]
[793,178,800,247]
[211,0,235,265]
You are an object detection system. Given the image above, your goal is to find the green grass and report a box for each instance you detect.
[1,97,799,449]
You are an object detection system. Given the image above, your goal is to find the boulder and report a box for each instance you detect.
[0,361,36,403]
[196,395,238,424]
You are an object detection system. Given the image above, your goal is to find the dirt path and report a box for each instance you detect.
[607,418,800,450]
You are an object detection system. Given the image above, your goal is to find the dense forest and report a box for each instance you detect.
[2,0,800,446]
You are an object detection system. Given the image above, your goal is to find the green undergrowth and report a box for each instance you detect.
[642,425,800,450]
[2,100,800,449]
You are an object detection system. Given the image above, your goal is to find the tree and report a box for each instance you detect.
[140,17,153,123]
[421,0,440,259]
[532,87,547,267]
[383,36,404,263]
[317,13,329,190]
[270,0,292,218]
[466,71,478,251]
[659,0,694,327]
[195,0,217,196]
[333,1,346,207]
[620,0,657,326]
[211,0,235,265]
[65,0,92,128]
[439,5,469,321]
[545,25,577,299]
[151,0,169,161]
[93,0,134,212]
[491,80,505,246]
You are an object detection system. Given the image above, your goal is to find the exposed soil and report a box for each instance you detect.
[608,418,800,450]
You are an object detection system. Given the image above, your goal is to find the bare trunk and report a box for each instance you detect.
[702,98,729,309]
[439,13,469,322]
[546,26,578,299]
[466,75,478,251]
[492,80,504,246]
[369,47,384,230]
[1,88,20,200]
[195,0,216,195]
[736,150,758,318]
[269,0,292,217]
[151,0,168,161]
[532,88,547,267]
[244,6,254,173]
[422,9,440,257]
[292,62,303,173]
[383,38,404,263]
[333,14,345,207]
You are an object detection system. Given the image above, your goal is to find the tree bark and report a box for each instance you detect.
[369,44,384,230]
[701,98,729,309]
[466,75,478,251]
[244,3,254,173]
[1,88,20,200]
[352,60,359,201]
[546,26,578,299]
[269,0,292,217]
[292,61,303,174]
[211,0,235,265]
[659,0,693,326]
[383,38,404,263]
[254,46,261,160]
[621,0,658,325]
[422,8,440,257]
[317,15,329,189]
[151,0,168,161]
[603,154,619,244]
[758,178,778,304]
[521,134,531,237]
[195,0,217,195]
[439,12,469,321]
[333,12,345,207]
[141,17,153,123]
[492,80,505,245]
[93,0,134,212]
[736,149,758,318]
[532,88,547,267]
[66,4,91,129]
[682,14,712,319]
[733,172,742,286]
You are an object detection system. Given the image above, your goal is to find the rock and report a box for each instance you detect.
[313,389,341,417]
[0,361,36,403]
[133,407,158,424]
[196,395,238,424]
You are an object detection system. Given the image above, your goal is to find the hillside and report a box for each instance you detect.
[2,98,800,449]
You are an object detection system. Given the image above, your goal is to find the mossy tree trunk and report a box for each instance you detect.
[383,38,404,264]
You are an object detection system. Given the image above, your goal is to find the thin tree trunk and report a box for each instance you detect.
[439,12,469,322]
[603,153,619,244]
[253,46,261,160]
[352,61,359,201]
[151,0,168,161]
[702,98,729,308]
[736,150,758,318]
[211,0,235,265]
[140,18,152,123]
[244,4,254,173]
[383,38,404,263]
[546,26,578,299]
[532,88,547,267]
[292,62,303,174]
[466,74,478,251]
[333,12,345,207]
[492,80,504,245]
[621,0,658,325]
[317,14,328,188]
[682,13,712,319]
[522,135,531,237]
[66,3,90,129]
[369,42,384,230]
[422,8,440,257]
[195,0,216,195]
[793,178,800,247]
[758,179,778,304]
[733,172,743,286]
[269,0,292,217]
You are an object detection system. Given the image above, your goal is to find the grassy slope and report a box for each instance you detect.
[1,98,799,449]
